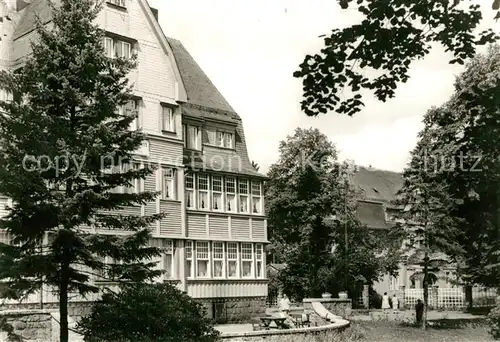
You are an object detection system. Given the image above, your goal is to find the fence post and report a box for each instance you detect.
[399,285,406,309]
[431,287,438,309]
[362,284,369,309]
[464,285,472,310]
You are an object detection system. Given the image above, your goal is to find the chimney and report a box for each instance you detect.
[150,7,158,21]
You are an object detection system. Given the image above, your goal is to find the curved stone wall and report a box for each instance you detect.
[220,299,350,341]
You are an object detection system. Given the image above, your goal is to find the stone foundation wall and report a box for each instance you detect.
[1,302,94,322]
[197,297,266,323]
[303,298,352,318]
[322,299,352,317]
[0,310,54,342]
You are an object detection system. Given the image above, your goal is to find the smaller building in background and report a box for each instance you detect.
[350,166,457,295]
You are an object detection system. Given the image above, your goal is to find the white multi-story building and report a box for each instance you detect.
[0,0,268,322]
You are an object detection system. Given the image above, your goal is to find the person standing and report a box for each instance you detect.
[381,292,391,310]
[279,295,291,316]
[392,294,399,310]
[415,299,424,324]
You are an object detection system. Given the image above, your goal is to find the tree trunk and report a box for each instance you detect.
[59,262,69,342]
[422,252,429,330]
[497,188,500,301]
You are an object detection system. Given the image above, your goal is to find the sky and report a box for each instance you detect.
[148,0,500,173]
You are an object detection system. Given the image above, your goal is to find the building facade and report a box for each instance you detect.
[0,0,267,322]
[350,166,457,295]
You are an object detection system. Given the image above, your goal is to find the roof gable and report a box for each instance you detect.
[10,0,187,102]
[166,37,237,116]
[351,166,404,203]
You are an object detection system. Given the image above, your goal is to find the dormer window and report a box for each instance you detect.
[216,131,234,148]
[184,124,201,150]
[107,0,126,8]
[103,37,132,59]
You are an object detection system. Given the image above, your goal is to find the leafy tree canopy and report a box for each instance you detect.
[294,0,499,116]
[266,128,401,300]
[411,45,500,288]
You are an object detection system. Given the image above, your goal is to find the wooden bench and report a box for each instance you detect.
[260,316,288,329]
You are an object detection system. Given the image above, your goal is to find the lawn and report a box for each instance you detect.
[257,319,494,342]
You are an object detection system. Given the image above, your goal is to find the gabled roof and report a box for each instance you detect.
[166,38,266,178]
[166,37,237,116]
[9,0,265,178]
[351,166,404,204]
[349,166,404,230]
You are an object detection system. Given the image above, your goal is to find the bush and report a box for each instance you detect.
[487,303,500,340]
[369,289,382,309]
[473,296,497,307]
[77,283,220,342]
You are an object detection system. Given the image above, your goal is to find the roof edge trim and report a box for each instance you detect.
[138,0,187,102]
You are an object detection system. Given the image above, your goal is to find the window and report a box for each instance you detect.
[95,255,109,280]
[0,89,13,113]
[227,242,238,278]
[239,179,249,213]
[251,181,262,214]
[196,241,209,277]
[212,242,224,278]
[103,37,113,58]
[216,131,234,148]
[103,257,123,281]
[116,99,139,131]
[150,238,174,279]
[107,164,139,194]
[162,168,175,200]
[241,243,253,278]
[162,106,175,132]
[107,0,126,7]
[185,173,195,209]
[224,132,233,148]
[226,177,236,212]
[123,163,140,194]
[103,37,132,59]
[115,41,131,59]
[185,241,193,278]
[256,244,264,278]
[212,175,222,211]
[0,229,9,245]
[198,174,209,209]
[185,125,201,150]
[216,131,224,147]
[163,240,174,279]
[136,140,149,156]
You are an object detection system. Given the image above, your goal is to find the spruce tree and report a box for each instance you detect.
[0,1,163,341]
[395,131,464,329]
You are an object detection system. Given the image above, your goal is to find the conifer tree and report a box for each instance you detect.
[0,1,163,341]
[395,130,464,329]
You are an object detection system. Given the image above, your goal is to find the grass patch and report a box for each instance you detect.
[265,320,494,341]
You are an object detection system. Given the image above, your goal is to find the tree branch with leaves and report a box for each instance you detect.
[294,0,498,117]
